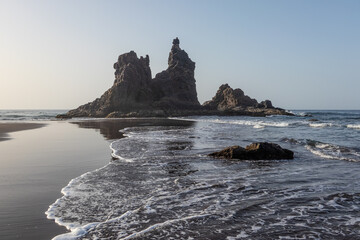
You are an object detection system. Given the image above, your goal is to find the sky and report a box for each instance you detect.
[0,0,359,110]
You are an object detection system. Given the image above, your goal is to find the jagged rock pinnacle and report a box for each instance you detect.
[172,37,180,45]
[56,38,291,119]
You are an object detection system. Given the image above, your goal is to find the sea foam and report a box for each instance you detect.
[347,124,360,129]
[309,122,333,128]
[306,140,360,162]
[47,113,360,239]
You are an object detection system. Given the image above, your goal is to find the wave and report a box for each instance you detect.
[45,163,115,239]
[0,110,65,121]
[118,214,210,240]
[309,122,333,128]
[288,111,311,117]
[306,140,360,162]
[347,124,360,129]
[173,117,290,129]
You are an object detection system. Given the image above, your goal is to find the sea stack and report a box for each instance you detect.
[151,37,201,110]
[59,38,200,118]
[57,38,292,118]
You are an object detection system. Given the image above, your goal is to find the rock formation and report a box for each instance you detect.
[202,84,291,116]
[209,142,294,160]
[203,84,258,111]
[151,37,200,110]
[59,38,200,118]
[64,51,153,117]
[57,38,292,119]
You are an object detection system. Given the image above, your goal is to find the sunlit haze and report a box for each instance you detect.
[1,0,359,110]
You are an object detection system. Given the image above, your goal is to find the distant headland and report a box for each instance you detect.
[57,38,292,118]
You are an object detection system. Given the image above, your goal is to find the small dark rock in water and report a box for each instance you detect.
[308,119,319,122]
[209,142,294,160]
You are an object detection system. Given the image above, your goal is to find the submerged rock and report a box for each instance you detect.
[209,142,294,160]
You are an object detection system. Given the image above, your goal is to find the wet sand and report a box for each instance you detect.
[0,119,192,240]
[0,121,110,240]
[0,123,45,141]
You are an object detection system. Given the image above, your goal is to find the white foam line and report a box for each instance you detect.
[170,117,289,128]
[51,210,137,240]
[110,139,134,162]
[45,162,113,228]
[47,138,135,236]
[347,124,360,129]
[309,123,333,128]
[119,214,211,240]
[305,146,359,162]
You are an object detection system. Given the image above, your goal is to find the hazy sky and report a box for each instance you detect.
[1,0,359,110]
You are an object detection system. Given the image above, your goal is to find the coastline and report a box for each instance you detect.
[0,118,194,240]
[1,111,360,239]
[0,122,46,141]
[0,121,111,240]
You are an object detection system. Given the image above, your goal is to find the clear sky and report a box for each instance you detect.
[0,0,359,110]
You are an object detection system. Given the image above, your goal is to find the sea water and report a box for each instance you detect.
[0,110,67,121]
[47,110,360,239]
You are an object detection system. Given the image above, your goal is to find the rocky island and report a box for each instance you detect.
[57,38,292,118]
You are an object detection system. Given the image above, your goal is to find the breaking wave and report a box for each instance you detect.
[347,124,360,129]
[47,111,360,239]
[309,122,333,128]
[306,140,360,162]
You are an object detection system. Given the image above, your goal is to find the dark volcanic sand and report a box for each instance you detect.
[0,123,45,141]
[0,119,192,240]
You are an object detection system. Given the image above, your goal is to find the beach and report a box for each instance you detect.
[0,118,196,240]
[0,121,110,239]
[1,112,360,239]
[0,123,45,141]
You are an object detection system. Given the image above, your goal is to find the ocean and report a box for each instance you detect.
[1,110,360,239]
[0,110,67,121]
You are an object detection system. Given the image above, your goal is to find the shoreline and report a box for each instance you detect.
[0,119,194,240]
[0,112,359,239]
[0,121,111,240]
[0,122,46,141]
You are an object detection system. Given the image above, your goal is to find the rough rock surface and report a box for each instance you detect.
[203,84,258,110]
[58,38,292,118]
[66,51,153,117]
[203,84,291,116]
[61,38,200,118]
[257,100,273,109]
[209,142,294,160]
[151,37,200,110]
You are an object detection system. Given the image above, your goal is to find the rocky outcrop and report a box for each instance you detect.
[151,37,200,110]
[65,51,153,117]
[61,38,200,118]
[203,84,291,116]
[209,142,294,160]
[203,84,257,111]
[58,38,292,119]
[257,100,273,109]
